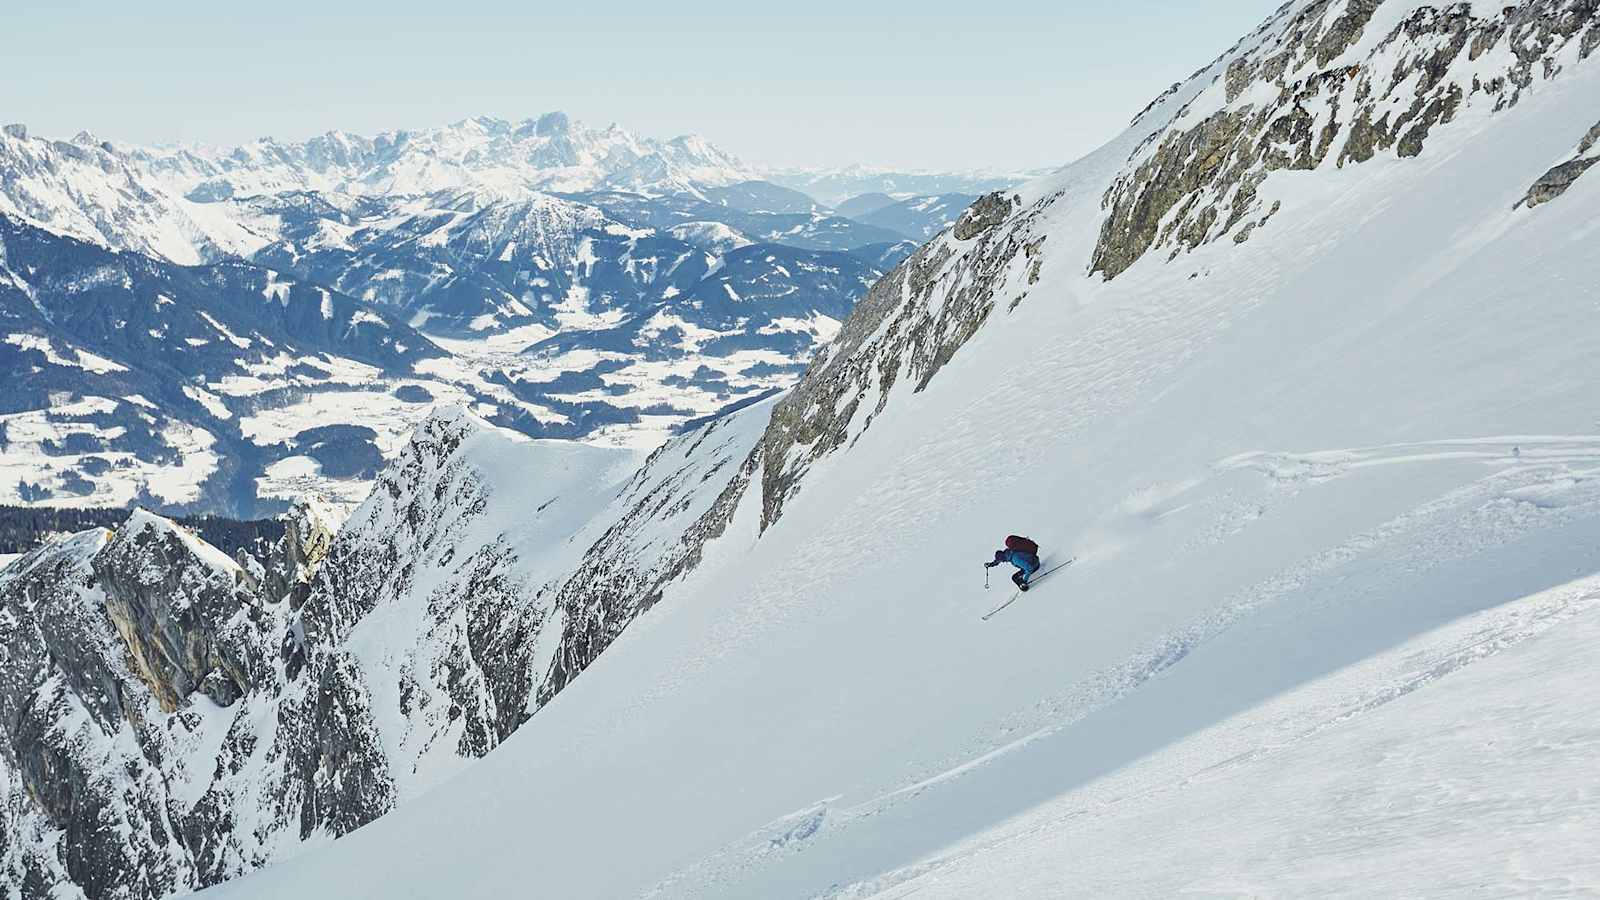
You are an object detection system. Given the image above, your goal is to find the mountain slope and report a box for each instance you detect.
[762,166,1036,207]
[194,1,1600,897]
[0,397,773,899]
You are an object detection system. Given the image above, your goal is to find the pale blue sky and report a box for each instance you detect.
[4,1,1272,170]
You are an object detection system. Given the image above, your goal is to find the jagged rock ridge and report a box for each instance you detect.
[1091,0,1600,279]
[0,400,769,898]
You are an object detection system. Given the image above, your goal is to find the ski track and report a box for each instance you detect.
[835,580,1600,900]
[643,442,1600,899]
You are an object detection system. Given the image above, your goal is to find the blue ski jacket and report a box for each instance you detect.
[991,548,1041,577]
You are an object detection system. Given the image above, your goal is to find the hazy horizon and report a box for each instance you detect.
[5,1,1272,171]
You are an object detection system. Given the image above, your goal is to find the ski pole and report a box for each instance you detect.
[984,565,990,590]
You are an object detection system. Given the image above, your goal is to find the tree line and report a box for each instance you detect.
[0,505,286,557]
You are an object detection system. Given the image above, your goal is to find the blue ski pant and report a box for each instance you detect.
[1011,552,1041,584]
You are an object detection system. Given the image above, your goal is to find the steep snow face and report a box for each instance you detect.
[131,113,760,202]
[199,2,1600,898]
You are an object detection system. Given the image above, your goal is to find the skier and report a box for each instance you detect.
[985,535,1042,591]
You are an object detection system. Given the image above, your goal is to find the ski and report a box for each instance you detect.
[981,558,1075,621]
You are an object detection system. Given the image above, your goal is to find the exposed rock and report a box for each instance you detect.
[759,187,1050,530]
[1092,0,1600,280]
[1225,56,1257,104]
[1518,120,1600,208]
[1521,156,1599,207]
[1581,120,1600,156]
[288,408,536,774]
[9,7,1600,900]
[0,531,195,899]
[260,497,338,609]
[952,192,1015,241]
[265,650,397,842]
[92,511,266,713]
[1312,0,1382,66]
[542,410,766,702]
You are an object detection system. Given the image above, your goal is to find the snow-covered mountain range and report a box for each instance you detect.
[133,112,756,202]
[0,112,997,514]
[6,1,1600,897]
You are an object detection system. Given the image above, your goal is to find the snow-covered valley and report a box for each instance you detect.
[4,1,1600,898]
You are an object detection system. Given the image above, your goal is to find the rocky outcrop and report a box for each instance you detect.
[286,408,538,782]
[952,192,1016,241]
[1091,0,1600,280]
[93,511,268,711]
[0,402,788,900]
[757,188,1049,531]
[1522,156,1600,206]
[0,530,195,899]
[261,497,338,611]
[541,406,768,702]
[12,7,1600,900]
[1519,119,1600,208]
[0,508,320,900]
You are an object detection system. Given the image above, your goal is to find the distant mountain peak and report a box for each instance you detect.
[535,110,572,135]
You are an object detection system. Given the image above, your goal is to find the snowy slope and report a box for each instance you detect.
[196,2,1600,898]
[842,579,1600,898]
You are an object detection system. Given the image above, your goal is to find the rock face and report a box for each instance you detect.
[541,405,768,702]
[0,523,283,899]
[260,497,338,611]
[93,511,267,711]
[1090,0,1600,279]
[951,192,1016,241]
[756,188,1050,531]
[0,400,773,899]
[1519,119,1600,207]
